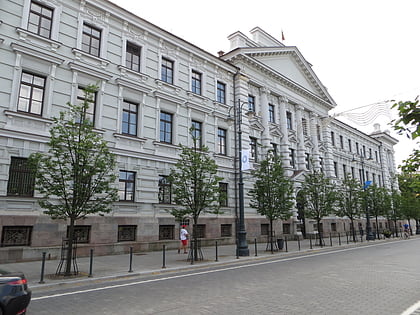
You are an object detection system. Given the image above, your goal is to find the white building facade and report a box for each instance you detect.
[0,0,398,262]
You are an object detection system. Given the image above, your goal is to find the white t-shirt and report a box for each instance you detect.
[180,228,189,240]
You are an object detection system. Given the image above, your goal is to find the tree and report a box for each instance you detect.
[365,184,391,239]
[398,172,420,233]
[168,129,223,260]
[248,153,294,252]
[299,170,338,246]
[335,175,363,242]
[391,98,420,172]
[29,85,118,276]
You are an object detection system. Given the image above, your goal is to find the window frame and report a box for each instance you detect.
[28,0,54,38]
[7,157,35,197]
[77,86,96,125]
[17,71,46,116]
[269,104,275,123]
[161,57,174,84]
[160,111,173,144]
[217,128,227,155]
[119,170,136,201]
[191,120,202,147]
[191,70,202,95]
[216,81,226,104]
[122,100,138,136]
[286,111,293,130]
[81,22,101,57]
[249,137,258,162]
[248,95,256,112]
[158,175,172,204]
[125,41,141,72]
[219,182,228,207]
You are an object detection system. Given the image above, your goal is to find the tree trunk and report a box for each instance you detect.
[193,216,198,261]
[317,220,323,247]
[269,219,274,253]
[65,217,75,276]
[350,218,356,242]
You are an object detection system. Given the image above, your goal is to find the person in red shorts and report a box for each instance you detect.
[179,225,189,254]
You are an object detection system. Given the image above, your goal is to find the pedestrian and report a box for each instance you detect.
[179,225,189,254]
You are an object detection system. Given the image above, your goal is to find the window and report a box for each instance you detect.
[261,224,269,236]
[122,100,138,136]
[356,142,359,155]
[333,161,338,177]
[67,225,90,243]
[343,164,347,176]
[319,157,324,173]
[248,95,255,112]
[77,86,96,124]
[363,145,366,157]
[191,70,202,94]
[219,182,228,207]
[118,225,137,242]
[7,157,35,197]
[375,151,378,162]
[1,226,32,247]
[289,148,295,168]
[271,143,278,156]
[159,225,175,240]
[283,223,291,234]
[317,125,322,141]
[286,111,293,129]
[217,128,227,155]
[158,175,171,204]
[191,120,202,147]
[305,153,310,170]
[331,223,337,232]
[18,72,45,115]
[161,57,174,84]
[351,166,355,178]
[221,224,232,237]
[82,23,101,57]
[302,118,308,135]
[119,170,135,201]
[160,112,173,144]
[348,139,352,152]
[126,42,141,72]
[340,135,344,149]
[28,1,53,38]
[269,104,275,123]
[331,131,335,146]
[250,137,257,162]
[217,81,226,104]
[193,224,206,238]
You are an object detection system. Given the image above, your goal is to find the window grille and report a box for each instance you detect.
[7,157,35,197]
[1,226,32,247]
[118,225,137,242]
[159,225,175,240]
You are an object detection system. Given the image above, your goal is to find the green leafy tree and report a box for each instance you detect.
[391,98,420,172]
[398,172,420,233]
[248,153,294,252]
[335,175,363,242]
[299,170,338,246]
[168,129,223,260]
[29,84,118,276]
[365,185,391,239]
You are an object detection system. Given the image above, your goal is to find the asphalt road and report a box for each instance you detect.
[29,238,420,315]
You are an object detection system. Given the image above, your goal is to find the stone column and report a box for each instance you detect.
[279,96,292,176]
[295,105,306,170]
[310,113,320,170]
[260,87,271,154]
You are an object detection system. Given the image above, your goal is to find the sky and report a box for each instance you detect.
[110,0,419,168]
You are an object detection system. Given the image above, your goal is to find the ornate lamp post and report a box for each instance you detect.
[353,154,375,240]
[228,100,250,256]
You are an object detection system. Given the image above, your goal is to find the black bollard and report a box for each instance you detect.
[285,237,288,252]
[254,238,258,257]
[330,233,333,247]
[338,233,341,246]
[215,241,218,262]
[190,240,194,265]
[298,237,301,251]
[88,249,94,277]
[310,234,313,249]
[128,247,133,273]
[346,231,349,244]
[39,252,46,284]
[162,244,166,269]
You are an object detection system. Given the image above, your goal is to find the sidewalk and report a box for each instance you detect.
[0,235,404,291]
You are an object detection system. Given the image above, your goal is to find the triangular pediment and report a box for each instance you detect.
[245,47,333,104]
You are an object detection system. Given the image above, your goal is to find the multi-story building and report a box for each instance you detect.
[0,0,398,262]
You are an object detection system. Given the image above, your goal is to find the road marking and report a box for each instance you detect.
[32,241,395,301]
[401,301,420,315]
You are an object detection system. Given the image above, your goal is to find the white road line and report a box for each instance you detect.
[32,241,396,301]
[401,301,420,315]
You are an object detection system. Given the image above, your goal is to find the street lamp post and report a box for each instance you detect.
[354,154,375,241]
[229,100,250,256]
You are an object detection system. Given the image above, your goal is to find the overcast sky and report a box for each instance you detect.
[110,0,419,168]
